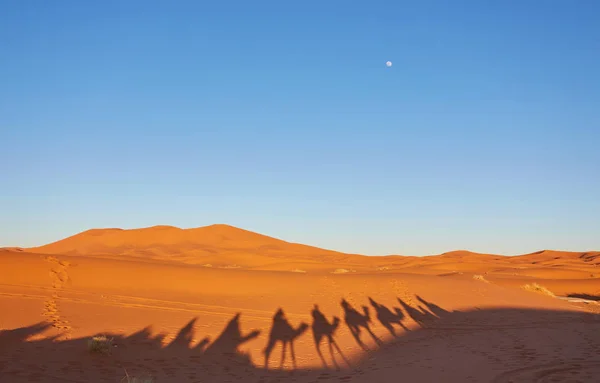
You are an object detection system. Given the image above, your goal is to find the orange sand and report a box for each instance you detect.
[1,225,599,382]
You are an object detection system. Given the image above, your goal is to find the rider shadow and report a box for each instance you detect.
[397,298,438,328]
[263,308,309,369]
[0,322,55,346]
[203,313,261,365]
[416,295,451,318]
[311,304,350,369]
[340,298,381,351]
[368,297,409,337]
[164,317,210,353]
[165,317,197,349]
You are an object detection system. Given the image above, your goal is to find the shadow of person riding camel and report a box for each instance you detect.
[263,308,309,369]
[341,298,381,350]
[311,304,349,369]
[415,295,451,318]
[204,313,260,365]
[397,296,452,328]
[164,317,199,350]
[368,297,409,337]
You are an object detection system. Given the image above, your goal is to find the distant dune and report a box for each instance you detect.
[14,224,600,297]
[25,224,360,266]
[24,223,600,270]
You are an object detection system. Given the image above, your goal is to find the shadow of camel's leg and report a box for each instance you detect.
[384,323,396,337]
[290,341,297,369]
[328,340,340,370]
[350,326,368,350]
[264,340,275,369]
[332,340,351,367]
[280,341,286,369]
[399,321,410,331]
[365,325,381,345]
[315,336,328,368]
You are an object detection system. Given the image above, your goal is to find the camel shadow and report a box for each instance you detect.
[341,298,381,351]
[311,304,349,369]
[397,296,452,328]
[416,295,451,318]
[399,297,437,327]
[165,317,197,349]
[204,313,261,366]
[0,322,53,346]
[368,297,409,337]
[263,308,309,369]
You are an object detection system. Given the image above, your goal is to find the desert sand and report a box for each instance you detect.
[1,224,599,382]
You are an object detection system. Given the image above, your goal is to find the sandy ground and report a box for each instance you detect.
[1,225,599,382]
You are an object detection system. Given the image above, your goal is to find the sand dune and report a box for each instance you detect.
[22,225,600,278]
[26,224,363,267]
[1,225,599,382]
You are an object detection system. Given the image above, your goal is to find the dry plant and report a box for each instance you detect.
[473,274,489,283]
[121,368,154,383]
[522,283,555,297]
[88,335,113,354]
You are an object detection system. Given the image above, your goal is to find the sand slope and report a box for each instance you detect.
[22,225,600,281]
[1,225,599,382]
[26,224,364,267]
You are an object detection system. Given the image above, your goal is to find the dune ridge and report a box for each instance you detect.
[25,224,353,262]
[22,224,600,270]
[25,224,600,260]
[6,224,596,298]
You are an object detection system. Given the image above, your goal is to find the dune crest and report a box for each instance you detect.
[24,224,599,267]
[24,224,354,266]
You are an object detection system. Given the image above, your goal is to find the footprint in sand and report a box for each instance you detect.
[314,276,343,300]
[491,360,600,383]
[42,256,73,337]
[389,279,413,303]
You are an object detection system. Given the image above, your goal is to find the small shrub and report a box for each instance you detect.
[88,335,113,354]
[473,274,489,283]
[522,283,555,297]
[121,369,154,383]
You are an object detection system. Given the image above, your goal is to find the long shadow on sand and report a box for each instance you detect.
[263,308,308,369]
[341,298,382,351]
[1,301,599,382]
[311,304,349,369]
[397,297,440,327]
[368,297,408,337]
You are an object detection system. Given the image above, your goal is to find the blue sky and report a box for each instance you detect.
[1,0,599,255]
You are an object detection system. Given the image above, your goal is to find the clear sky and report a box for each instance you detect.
[1,0,599,256]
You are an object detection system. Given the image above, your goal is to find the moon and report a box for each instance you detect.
[386,61,392,67]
